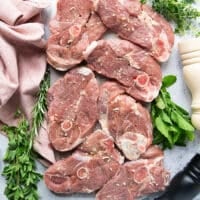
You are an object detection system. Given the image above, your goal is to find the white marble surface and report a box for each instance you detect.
[1,0,200,199]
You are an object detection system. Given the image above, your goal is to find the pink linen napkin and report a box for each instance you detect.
[0,0,55,163]
[34,120,56,163]
[0,0,47,125]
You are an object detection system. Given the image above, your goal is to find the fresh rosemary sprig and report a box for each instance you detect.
[2,68,50,200]
[29,68,50,149]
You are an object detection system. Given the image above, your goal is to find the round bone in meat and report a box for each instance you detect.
[47,67,99,151]
[98,81,153,160]
[86,38,162,102]
[96,0,174,62]
[96,146,170,200]
[47,0,106,71]
[44,130,124,194]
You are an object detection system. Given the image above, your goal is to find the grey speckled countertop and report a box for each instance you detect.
[1,0,200,199]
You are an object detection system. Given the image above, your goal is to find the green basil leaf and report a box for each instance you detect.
[160,88,171,105]
[172,102,190,116]
[156,96,166,109]
[185,131,195,141]
[161,111,172,124]
[162,75,177,88]
[169,126,181,143]
[171,111,195,131]
[155,116,173,145]
[169,126,179,133]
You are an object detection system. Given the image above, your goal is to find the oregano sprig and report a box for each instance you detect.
[2,120,42,200]
[2,68,50,200]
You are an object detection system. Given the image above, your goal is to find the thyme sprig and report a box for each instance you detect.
[141,0,200,35]
[152,0,200,34]
[2,68,50,200]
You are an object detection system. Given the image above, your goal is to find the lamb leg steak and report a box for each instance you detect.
[44,130,124,194]
[47,0,106,71]
[96,145,170,200]
[96,0,174,62]
[86,38,162,102]
[98,81,153,160]
[47,67,99,151]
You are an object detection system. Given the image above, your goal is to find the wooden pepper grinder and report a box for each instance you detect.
[178,38,200,130]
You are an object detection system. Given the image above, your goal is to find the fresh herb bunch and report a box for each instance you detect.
[2,120,42,200]
[151,0,200,34]
[2,68,50,200]
[29,68,50,149]
[151,75,195,149]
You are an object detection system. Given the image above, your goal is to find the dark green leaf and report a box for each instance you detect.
[176,134,187,146]
[150,105,157,123]
[160,88,171,105]
[153,129,165,144]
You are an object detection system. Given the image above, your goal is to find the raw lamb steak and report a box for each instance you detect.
[86,38,162,102]
[44,130,124,193]
[96,146,170,200]
[98,82,152,160]
[47,67,99,151]
[96,0,174,62]
[47,0,106,71]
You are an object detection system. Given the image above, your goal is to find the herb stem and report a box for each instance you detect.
[2,68,50,200]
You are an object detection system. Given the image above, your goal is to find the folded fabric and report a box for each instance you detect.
[0,0,47,125]
[0,0,55,163]
[34,120,56,164]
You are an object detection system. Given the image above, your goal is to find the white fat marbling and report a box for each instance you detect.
[83,41,98,59]
[78,67,92,76]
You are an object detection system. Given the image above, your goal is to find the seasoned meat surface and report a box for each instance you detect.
[44,130,124,193]
[98,82,153,160]
[96,0,174,62]
[86,38,162,102]
[44,0,173,198]
[47,67,99,151]
[47,0,106,71]
[96,146,170,200]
